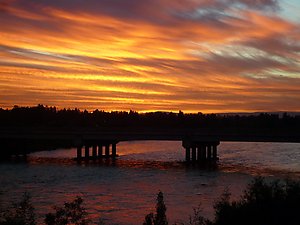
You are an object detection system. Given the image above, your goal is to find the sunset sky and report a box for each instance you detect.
[0,0,300,113]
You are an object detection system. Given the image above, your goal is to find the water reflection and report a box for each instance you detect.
[1,141,300,224]
[28,141,300,177]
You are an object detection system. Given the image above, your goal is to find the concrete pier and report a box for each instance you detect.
[75,141,119,161]
[192,147,197,162]
[112,143,117,158]
[77,146,82,160]
[105,144,110,157]
[213,145,218,160]
[185,147,190,162]
[197,147,201,161]
[98,145,103,158]
[92,145,97,159]
[182,140,220,163]
[207,145,212,160]
[85,146,90,159]
[200,145,206,160]
[75,138,219,163]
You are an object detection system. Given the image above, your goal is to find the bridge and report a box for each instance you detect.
[1,127,300,163]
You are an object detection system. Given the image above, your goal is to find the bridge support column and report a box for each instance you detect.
[197,147,201,161]
[92,145,97,159]
[207,145,212,160]
[185,147,190,162]
[202,145,207,160]
[198,145,206,161]
[98,145,103,158]
[183,140,219,163]
[77,146,82,160]
[192,147,196,162]
[74,140,118,162]
[105,144,110,157]
[212,145,218,160]
[85,145,90,159]
[112,143,117,158]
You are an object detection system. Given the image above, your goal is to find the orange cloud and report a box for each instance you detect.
[0,0,299,112]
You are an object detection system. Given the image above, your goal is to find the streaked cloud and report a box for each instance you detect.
[0,0,299,112]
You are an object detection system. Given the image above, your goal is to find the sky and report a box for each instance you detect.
[0,0,300,113]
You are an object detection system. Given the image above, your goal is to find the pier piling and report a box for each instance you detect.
[185,147,190,162]
[92,145,97,159]
[207,145,212,160]
[105,144,110,157]
[85,146,90,159]
[192,147,197,162]
[75,141,118,161]
[77,146,82,160]
[213,145,217,160]
[98,145,103,158]
[182,140,220,163]
[112,143,117,158]
[201,145,206,160]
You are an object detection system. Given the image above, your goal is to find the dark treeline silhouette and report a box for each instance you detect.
[1,178,300,225]
[0,105,299,131]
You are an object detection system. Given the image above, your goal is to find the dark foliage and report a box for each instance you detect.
[144,191,168,225]
[0,105,299,132]
[213,177,300,225]
[44,197,90,225]
[188,206,212,225]
[0,193,36,225]
[1,178,300,225]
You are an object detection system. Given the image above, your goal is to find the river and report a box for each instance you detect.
[0,141,300,224]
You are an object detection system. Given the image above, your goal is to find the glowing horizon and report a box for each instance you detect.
[1,0,300,113]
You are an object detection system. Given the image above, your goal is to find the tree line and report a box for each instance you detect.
[0,105,299,131]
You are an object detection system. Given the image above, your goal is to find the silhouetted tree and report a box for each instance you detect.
[143,213,154,225]
[45,197,90,225]
[213,177,300,225]
[144,191,168,225]
[1,104,299,130]
[154,191,168,225]
[0,193,36,225]
[1,179,300,225]
[188,206,212,225]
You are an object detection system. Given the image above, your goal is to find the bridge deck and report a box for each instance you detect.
[1,127,299,162]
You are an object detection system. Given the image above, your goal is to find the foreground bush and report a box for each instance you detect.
[1,178,300,224]
[143,191,168,225]
[213,177,300,225]
[45,197,90,225]
[171,177,300,225]
[0,193,36,225]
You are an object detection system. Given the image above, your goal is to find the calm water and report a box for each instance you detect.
[1,141,300,224]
